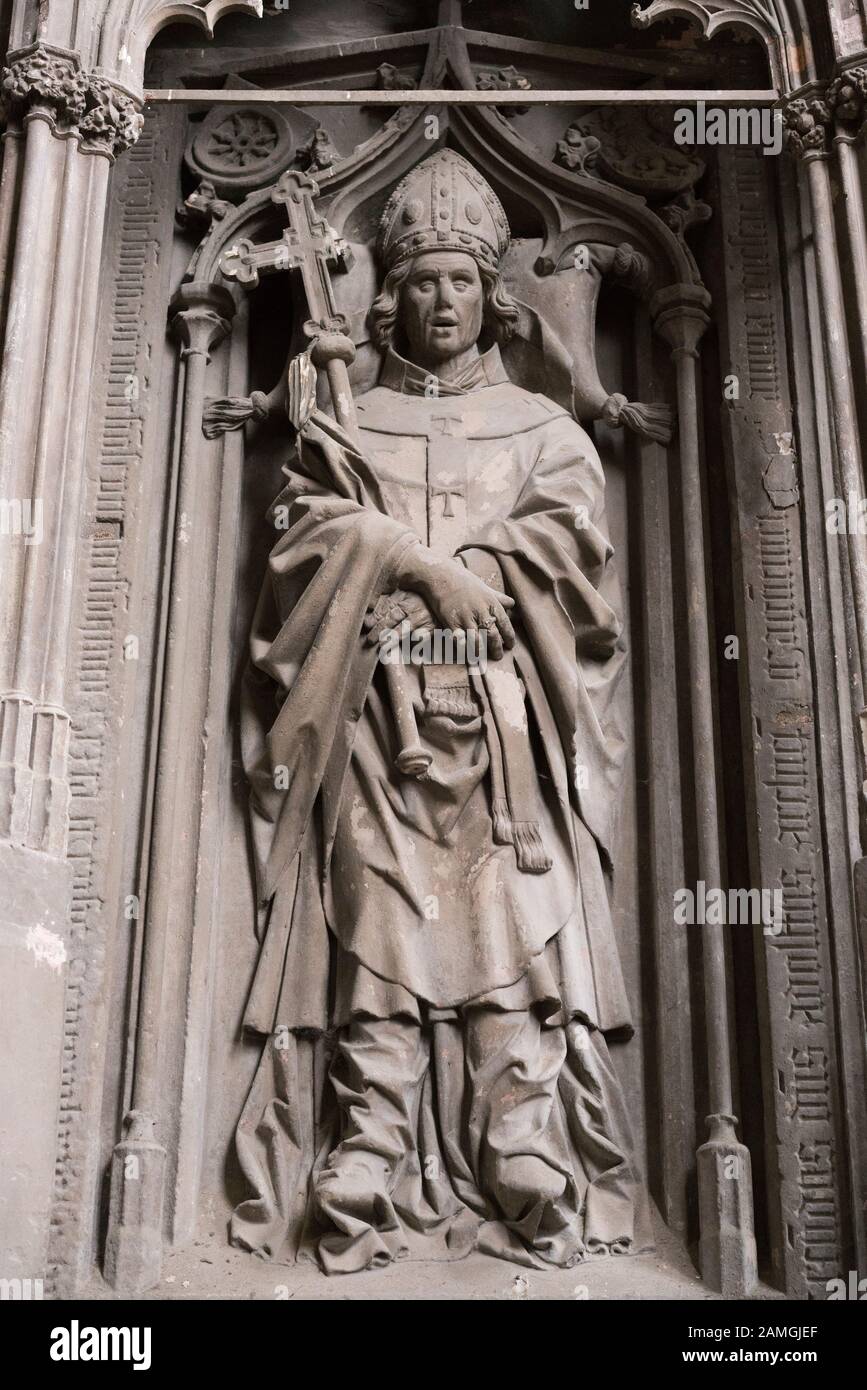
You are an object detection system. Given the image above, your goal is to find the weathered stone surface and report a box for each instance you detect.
[0,843,71,1278]
[0,0,865,1304]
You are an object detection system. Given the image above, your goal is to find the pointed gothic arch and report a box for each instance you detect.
[631,0,835,93]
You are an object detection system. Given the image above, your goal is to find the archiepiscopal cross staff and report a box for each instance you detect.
[215,169,360,444]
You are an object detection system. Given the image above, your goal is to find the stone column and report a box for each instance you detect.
[783,93,867,690]
[827,68,867,389]
[0,42,142,1281]
[652,284,758,1297]
[104,281,236,1295]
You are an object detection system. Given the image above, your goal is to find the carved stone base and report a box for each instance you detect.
[697,1116,759,1296]
[103,1111,166,1294]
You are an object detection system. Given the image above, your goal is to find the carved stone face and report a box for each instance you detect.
[400,250,484,367]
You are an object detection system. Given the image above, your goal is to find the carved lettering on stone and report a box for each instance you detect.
[717,142,844,1296]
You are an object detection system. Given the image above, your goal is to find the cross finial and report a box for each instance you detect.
[219,170,353,332]
[214,169,360,442]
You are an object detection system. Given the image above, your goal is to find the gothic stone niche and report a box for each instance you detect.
[108,41,732,1298]
[222,149,655,1274]
[96,89,700,1291]
[137,92,728,1291]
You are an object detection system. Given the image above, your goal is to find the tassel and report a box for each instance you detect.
[202,389,270,439]
[480,664,553,874]
[422,666,478,719]
[618,400,675,445]
[511,821,553,874]
[600,392,675,446]
[424,691,479,718]
[492,800,552,873]
[491,796,514,846]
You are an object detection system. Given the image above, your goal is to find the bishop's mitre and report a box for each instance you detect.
[377,149,511,272]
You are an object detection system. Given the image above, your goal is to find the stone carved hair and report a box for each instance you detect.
[368,258,521,353]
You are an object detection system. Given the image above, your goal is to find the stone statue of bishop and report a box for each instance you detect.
[231,149,651,1273]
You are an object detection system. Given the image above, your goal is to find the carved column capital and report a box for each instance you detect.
[651,283,712,360]
[169,282,237,361]
[781,93,833,162]
[1,44,89,132]
[827,66,867,143]
[78,77,145,158]
[1,44,144,158]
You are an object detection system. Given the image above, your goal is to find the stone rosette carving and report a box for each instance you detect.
[1,45,143,157]
[205,111,280,166]
[782,95,832,160]
[185,104,297,196]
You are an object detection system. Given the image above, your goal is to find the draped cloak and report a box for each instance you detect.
[231,344,649,1271]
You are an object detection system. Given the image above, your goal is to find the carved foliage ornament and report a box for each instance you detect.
[299,126,340,173]
[476,65,533,117]
[659,186,713,240]
[1,46,89,124]
[177,179,232,233]
[827,67,867,133]
[555,125,602,177]
[1,46,143,156]
[782,95,832,160]
[80,77,145,155]
[375,62,418,93]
